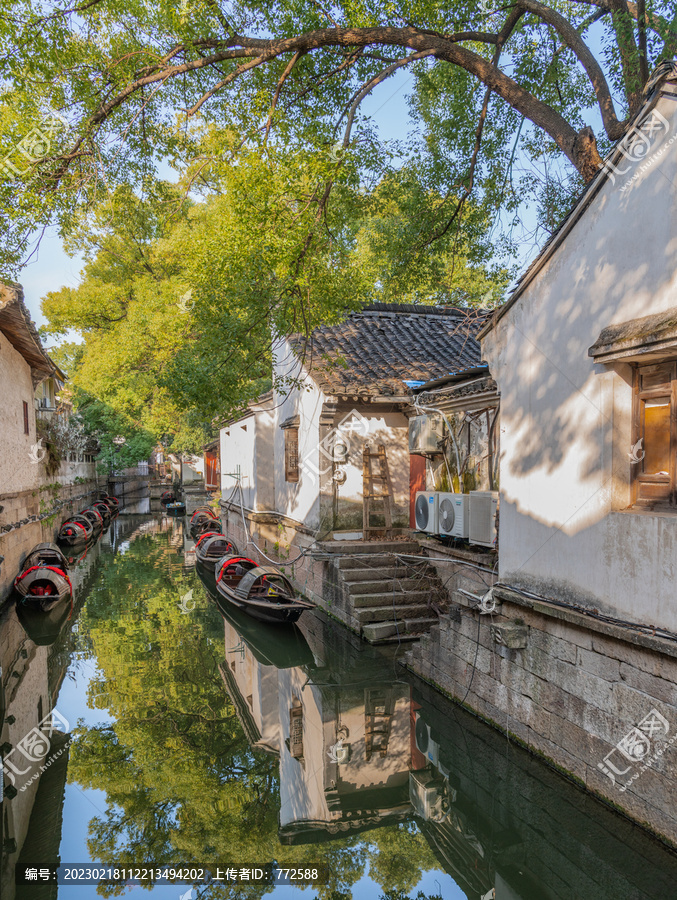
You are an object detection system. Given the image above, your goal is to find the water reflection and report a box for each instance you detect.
[2,517,677,900]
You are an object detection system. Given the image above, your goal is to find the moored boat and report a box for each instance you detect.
[91,500,112,525]
[190,516,223,538]
[161,490,176,507]
[58,515,95,545]
[195,533,238,570]
[166,501,186,517]
[79,507,104,536]
[214,555,314,625]
[97,493,120,515]
[191,505,217,519]
[14,543,73,612]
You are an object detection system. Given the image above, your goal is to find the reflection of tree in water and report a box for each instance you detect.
[67,529,439,898]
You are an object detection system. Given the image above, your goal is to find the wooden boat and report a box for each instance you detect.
[190,516,222,538]
[191,506,217,521]
[166,501,186,517]
[58,515,94,545]
[97,493,120,515]
[214,555,314,625]
[91,500,112,525]
[14,543,73,612]
[195,533,238,570]
[161,490,176,507]
[79,507,104,536]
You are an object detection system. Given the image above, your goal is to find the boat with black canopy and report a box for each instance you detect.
[195,533,238,574]
[79,507,104,536]
[58,514,94,545]
[14,543,73,611]
[214,555,314,625]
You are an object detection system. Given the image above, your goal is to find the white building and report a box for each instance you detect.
[219,303,485,540]
[481,61,677,634]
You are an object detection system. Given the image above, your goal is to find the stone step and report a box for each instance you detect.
[335,553,408,570]
[347,577,435,595]
[403,616,438,633]
[351,591,433,609]
[340,565,409,582]
[361,621,404,642]
[321,540,419,555]
[354,603,430,624]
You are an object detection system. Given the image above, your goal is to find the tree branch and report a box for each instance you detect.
[520,0,625,139]
[263,50,304,143]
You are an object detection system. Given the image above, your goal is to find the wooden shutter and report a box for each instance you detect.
[285,427,299,482]
[23,401,29,434]
[632,361,677,507]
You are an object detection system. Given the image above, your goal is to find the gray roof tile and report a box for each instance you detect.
[291,303,488,396]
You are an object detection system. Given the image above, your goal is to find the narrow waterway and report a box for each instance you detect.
[2,514,677,899]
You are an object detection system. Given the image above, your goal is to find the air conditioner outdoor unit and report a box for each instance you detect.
[409,770,446,822]
[438,493,469,538]
[414,491,438,534]
[409,414,444,455]
[469,491,499,548]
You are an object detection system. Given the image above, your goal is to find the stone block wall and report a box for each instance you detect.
[411,675,677,898]
[405,585,677,846]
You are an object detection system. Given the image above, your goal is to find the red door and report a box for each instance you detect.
[205,451,219,490]
[409,455,426,528]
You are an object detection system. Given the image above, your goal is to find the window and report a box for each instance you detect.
[632,361,677,507]
[23,401,29,434]
[285,427,299,483]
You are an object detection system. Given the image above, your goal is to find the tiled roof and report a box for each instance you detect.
[291,303,488,397]
[0,282,65,386]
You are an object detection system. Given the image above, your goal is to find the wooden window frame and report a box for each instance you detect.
[23,400,29,435]
[631,360,677,509]
[284,426,299,483]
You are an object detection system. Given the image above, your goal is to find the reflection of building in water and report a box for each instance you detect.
[278,666,411,843]
[410,679,677,900]
[218,609,412,845]
[216,603,677,897]
[219,627,280,757]
[0,535,102,900]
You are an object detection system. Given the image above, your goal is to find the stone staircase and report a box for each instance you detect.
[319,540,449,643]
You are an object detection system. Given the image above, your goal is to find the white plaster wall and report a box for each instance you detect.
[273,341,324,530]
[483,91,677,632]
[220,414,257,507]
[333,408,410,527]
[0,330,39,496]
[254,406,275,512]
[220,403,275,511]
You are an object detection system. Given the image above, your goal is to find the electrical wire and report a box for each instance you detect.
[495,582,677,644]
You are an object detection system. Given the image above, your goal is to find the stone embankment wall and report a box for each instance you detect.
[0,480,99,606]
[405,578,677,847]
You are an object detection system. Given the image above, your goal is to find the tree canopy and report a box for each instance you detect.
[40,157,507,444]
[4,0,671,443]
[1,0,675,279]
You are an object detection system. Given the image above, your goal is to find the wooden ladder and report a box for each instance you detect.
[362,443,393,539]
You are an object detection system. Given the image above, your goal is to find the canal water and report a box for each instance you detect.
[2,514,677,899]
